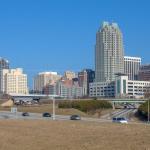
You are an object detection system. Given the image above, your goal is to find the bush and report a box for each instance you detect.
[58,100,112,113]
[58,101,72,108]
[138,100,150,118]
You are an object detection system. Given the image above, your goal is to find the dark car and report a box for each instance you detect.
[22,112,29,116]
[70,115,81,120]
[42,112,51,117]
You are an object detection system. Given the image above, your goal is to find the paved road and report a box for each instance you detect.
[110,108,137,119]
[0,110,146,125]
[0,111,113,124]
[99,108,137,120]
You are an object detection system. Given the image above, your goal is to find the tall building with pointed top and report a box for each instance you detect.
[95,22,124,82]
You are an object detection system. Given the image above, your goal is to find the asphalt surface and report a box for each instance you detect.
[111,109,137,118]
[0,110,147,125]
[0,111,112,123]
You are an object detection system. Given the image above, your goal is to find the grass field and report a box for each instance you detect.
[0,120,149,150]
[0,104,88,116]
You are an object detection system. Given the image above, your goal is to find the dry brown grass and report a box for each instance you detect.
[0,120,149,150]
[0,104,87,116]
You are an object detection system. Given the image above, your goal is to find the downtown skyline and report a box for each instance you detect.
[0,0,150,86]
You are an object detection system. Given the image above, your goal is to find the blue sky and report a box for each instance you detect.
[0,0,150,87]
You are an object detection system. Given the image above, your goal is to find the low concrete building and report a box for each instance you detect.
[89,81,115,98]
[90,75,150,99]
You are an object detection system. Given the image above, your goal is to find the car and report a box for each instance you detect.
[124,105,127,109]
[22,112,29,116]
[112,117,128,124]
[70,115,81,120]
[42,112,51,117]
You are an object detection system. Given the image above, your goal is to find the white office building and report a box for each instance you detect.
[115,75,150,98]
[89,75,150,99]
[1,68,28,94]
[124,56,141,80]
[95,22,124,82]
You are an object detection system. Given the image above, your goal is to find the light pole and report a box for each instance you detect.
[148,99,150,123]
[52,97,55,120]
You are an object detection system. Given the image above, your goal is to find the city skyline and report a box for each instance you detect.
[0,0,150,87]
[0,1,150,149]
[0,1,150,69]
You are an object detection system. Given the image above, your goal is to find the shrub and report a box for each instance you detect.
[138,100,150,118]
[58,100,112,113]
[58,100,72,108]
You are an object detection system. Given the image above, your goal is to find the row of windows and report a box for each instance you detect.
[90,90,114,92]
[128,82,150,85]
[90,86,114,89]
[90,94,114,97]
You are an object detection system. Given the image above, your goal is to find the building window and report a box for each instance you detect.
[123,80,126,94]
[117,80,120,94]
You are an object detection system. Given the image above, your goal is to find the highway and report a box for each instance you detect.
[0,111,112,123]
[111,109,135,118]
[0,108,138,124]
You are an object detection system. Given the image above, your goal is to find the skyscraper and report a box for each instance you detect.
[78,69,95,96]
[64,71,76,80]
[124,56,141,80]
[33,72,61,93]
[1,68,28,94]
[95,22,124,82]
[139,64,150,81]
[0,57,9,93]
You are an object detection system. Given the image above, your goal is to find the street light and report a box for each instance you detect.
[148,99,150,123]
[144,87,150,123]
[52,97,55,120]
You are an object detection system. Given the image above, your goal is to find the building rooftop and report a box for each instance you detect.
[39,72,58,75]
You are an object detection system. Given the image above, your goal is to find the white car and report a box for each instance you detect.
[113,117,128,124]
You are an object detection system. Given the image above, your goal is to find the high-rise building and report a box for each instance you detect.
[78,69,95,96]
[64,71,76,80]
[124,56,141,80]
[55,81,83,98]
[1,68,28,94]
[0,57,9,70]
[0,58,9,93]
[33,72,61,93]
[139,64,150,81]
[43,79,83,98]
[95,22,124,82]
